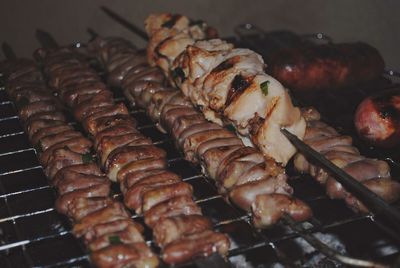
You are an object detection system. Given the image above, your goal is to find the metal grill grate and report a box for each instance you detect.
[0,29,399,267]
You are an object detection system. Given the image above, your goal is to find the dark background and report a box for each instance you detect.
[1,0,399,69]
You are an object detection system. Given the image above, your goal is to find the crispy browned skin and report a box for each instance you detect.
[268,42,384,91]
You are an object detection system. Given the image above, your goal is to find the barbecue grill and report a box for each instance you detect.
[0,10,399,268]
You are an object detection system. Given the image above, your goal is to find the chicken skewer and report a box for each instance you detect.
[36,44,230,265]
[3,58,158,268]
[143,13,400,214]
[89,36,312,229]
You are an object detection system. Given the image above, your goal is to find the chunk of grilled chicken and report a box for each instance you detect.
[144,195,202,228]
[252,194,312,228]
[73,202,130,238]
[91,242,159,268]
[105,145,166,181]
[153,215,212,247]
[162,230,230,265]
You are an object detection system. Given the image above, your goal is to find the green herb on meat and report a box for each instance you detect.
[81,152,94,164]
[260,81,270,96]
[226,124,236,133]
[108,235,122,245]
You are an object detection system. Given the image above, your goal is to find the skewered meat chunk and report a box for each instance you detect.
[38,130,82,151]
[162,230,230,265]
[105,145,166,181]
[67,197,114,221]
[144,195,202,228]
[31,124,73,145]
[252,194,312,228]
[52,163,102,186]
[122,169,180,192]
[55,182,110,214]
[19,100,60,122]
[117,158,168,183]
[229,175,292,211]
[86,114,137,136]
[97,132,152,165]
[88,224,144,251]
[27,119,67,139]
[56,173,109,195]
[91,242,159,268]
[39,136,92,165]
[153,215,212,247]
[45,148,87,178]
[73,202,130,238]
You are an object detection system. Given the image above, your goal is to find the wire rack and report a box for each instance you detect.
[0,29,399,268]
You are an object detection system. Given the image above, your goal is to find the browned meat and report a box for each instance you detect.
[144,195,202,228]
[31,124,73,145]
[52,163,102,186]
[105,145,166,181]
[162,230,230,265]
[229,176,293,211]
[55,182,110,214]
[25,111,66,127]
[83,218,143,244]
[56,173,109,195]
[45,148,86,178]
[117,158,168,183]
[40,137,92,165]
[73,202,130,238]
[67,197,114,221]
[94,125,138,148]
[90,242,159,268]
[82,103,130,133]
[354,88,400,148]
[123,170,181,193]
[61,81,108,107]
[38,130,82,152]
[141,182,192,213]
[97,132,152,165]
[88,224,144,251]
[201,145,242,179]
[268,42,385,91]
[73,91,114,121]
[153,215,212,247]
[85,114,136,136]
[27,119,66,139]
[19,100,60,121]
[252,194,312,228]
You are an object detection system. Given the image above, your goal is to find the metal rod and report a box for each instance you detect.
[2,42,17,60]
[35,29,59,49]
[100,6,149,41]
[281,128,400,226]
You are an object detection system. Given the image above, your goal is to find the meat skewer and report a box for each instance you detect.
[37,44,230,265]
[89,36,312,229]
[3,58,158,268]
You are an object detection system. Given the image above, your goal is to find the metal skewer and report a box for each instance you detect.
[100,6,149,41]
[2,42,17,60]
[281,128,400,226]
